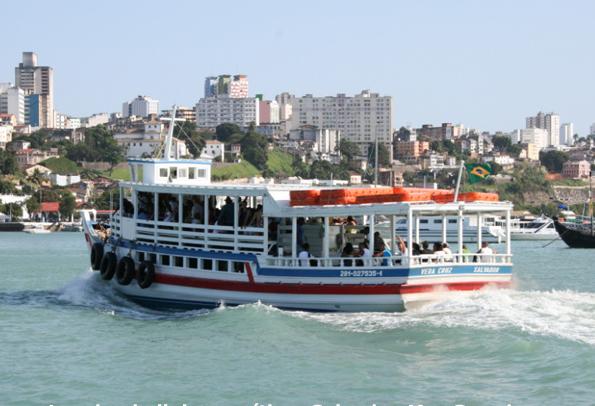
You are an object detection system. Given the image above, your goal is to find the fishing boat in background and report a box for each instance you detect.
[554,172,595,248]
[80,107,514,312]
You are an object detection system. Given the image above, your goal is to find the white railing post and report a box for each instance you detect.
[263,216,268,254]
[407,208,413,265]
[506,209,511,259]
[323,216,330,266]
[153,191,158,244]
[415,215,420,244]
[441,214,447,243]
[477,213,482,250]
[458,207,464,260]
[233,196,239,252]
[291,217,297,258]
[178,193,183,247]
[368,214,375,252]
[390,215,396,255]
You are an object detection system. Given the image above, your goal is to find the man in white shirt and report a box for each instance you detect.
[359,241,372,266]
[298,243,311,267]
[478,241,494,262]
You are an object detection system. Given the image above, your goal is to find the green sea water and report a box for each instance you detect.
[1,233,595,406]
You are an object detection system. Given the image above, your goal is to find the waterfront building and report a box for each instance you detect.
[284,90,392,154]
[0,125,13,150]
[0,83,25,125]
[526,111,560,147]
[562,160,591,179]
[85,113,110,127]
[519,128,549,151]
[204,75,249,98]
[258,99,280,124]
[114,122,187,158]
[195,96,259,128]
[122,96,160,118]
[394,140,430,162]
[14,52,54,128]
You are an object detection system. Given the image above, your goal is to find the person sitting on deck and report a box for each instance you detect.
[190,196,203,224]
[462,244,471,262]
[341,243,354,266]
[298,243,311,267]
[378,242,392,266]
[373,231,384,254]
[432,242,445,262]
[420,240,433,262]
[475,241,493,262]
[344,216,357,226]
[442,242,453,261]
[412,242,422,256]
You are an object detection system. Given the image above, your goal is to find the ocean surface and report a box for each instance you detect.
[1,233,595,406]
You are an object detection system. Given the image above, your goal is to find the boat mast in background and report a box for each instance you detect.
[161,105,185,160]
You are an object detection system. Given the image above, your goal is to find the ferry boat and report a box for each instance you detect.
[80,109,514,312]
[485,215,558,241]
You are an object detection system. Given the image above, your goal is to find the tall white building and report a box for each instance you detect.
[285,90,392,153]
[15,52,54,128]
[195,97,259,128]
[526,111,560,146]
[0,83,25,124]
[204,75,249,98]
[560,122,574,145]
[275,92,293,121]
[590,123,595,135]
[122,95,160,118]
[520,128,549,151]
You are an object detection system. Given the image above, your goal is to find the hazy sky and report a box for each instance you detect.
[2,0,594,134]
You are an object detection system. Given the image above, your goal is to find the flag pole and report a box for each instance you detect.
[454,160,464,202]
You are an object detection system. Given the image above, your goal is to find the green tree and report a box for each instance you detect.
[0,178,17,194]
[394,127,411,142]
[241,131,268,170]
[174,121,212,157]
[539,150,569,173]
[215,123,243,143]
[25,195,41,215]
[492,135,512,152]
[59,193,76,219]
[3,202,23,219]
[339,139,361,162]
[0,149,18,175]
[368,143,391,167]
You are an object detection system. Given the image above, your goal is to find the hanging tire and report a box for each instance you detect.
[116,256,135,285]
[136,261,155,289]
[99,252,117,280]
[90,242,104,271]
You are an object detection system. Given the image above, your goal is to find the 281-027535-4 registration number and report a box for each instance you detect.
[339,270,384,277]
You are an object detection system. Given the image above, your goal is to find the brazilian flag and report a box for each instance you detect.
[465,163,493,184]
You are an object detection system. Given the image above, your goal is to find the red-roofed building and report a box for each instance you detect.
[33,201,61,222]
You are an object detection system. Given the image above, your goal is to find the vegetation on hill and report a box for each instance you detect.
[65,125,124,170]
[265,149,294,178]
[211,161,260,181]
[41,157,81,174]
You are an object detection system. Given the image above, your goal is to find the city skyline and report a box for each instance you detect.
[2,0,594,134]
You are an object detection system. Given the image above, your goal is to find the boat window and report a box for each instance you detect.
[137,191,154,220]
[434,219,442,224]
[160,255,170,266]
[188,257,198,269]
[174,256,184,267]
[122,187,134,218]
[149,253,157,263]
[419,219,428,224]
[197,169,206,178]
[158,193,179,222]
[169,167,177,180]
[448,219,457,224]
[202,259,213,271]
[188,168,195,179]
[183,195,205,224]
[178,168,187,178]
[137,252,145,262]
[159,168,168,178]
[233,262,245,273]
[217,260,228,272]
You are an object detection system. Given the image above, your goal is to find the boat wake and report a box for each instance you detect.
[290,289,595,346]
[0,269,210,320]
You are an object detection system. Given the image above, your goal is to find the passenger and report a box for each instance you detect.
[357,241,371,266]
[397,236,408,256]
[345,216,357,226]
[421,241,433,255]
[297,217,305,247]
[252,204,263,227]
[373,231,384,253]
[238,198,249,228]
[442,242,453,261]
[341,243,354,267]
[379,242,392,266]
[432,242,445,262]
[190,196,203,224]
[462,244,470,262]
[412,242,422,256]
[476,241,493,262]
[217,196,234,226]
[298,243,311,267]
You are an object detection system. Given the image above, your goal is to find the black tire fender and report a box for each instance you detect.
[116,256,135,285]
[136,261,155,289]
[99,252,117,280]
[90,242,104,271]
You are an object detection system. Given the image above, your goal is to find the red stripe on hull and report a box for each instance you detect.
[154,273,511,295]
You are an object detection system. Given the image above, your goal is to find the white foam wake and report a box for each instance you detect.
[291,289,595,346]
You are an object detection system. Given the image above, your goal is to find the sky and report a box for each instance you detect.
[2,0,594,134]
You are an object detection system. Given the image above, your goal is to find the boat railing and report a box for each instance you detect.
[113,216,265,252]
[261,253,511,268]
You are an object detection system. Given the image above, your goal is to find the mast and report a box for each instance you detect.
[453,160,465,202]
[163,105,177,160]
[374,132,379,186]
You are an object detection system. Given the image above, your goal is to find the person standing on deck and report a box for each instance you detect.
[298,243,311,267]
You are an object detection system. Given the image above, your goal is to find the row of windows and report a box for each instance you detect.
[158,166,207,180]
[136,251,245,273]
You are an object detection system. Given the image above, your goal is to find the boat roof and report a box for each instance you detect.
[121,180,512,217]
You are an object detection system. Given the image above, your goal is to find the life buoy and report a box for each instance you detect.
[90,242,104,271]
[99,252,117,280]
[136,261,155,289]
[116,256,135,285]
